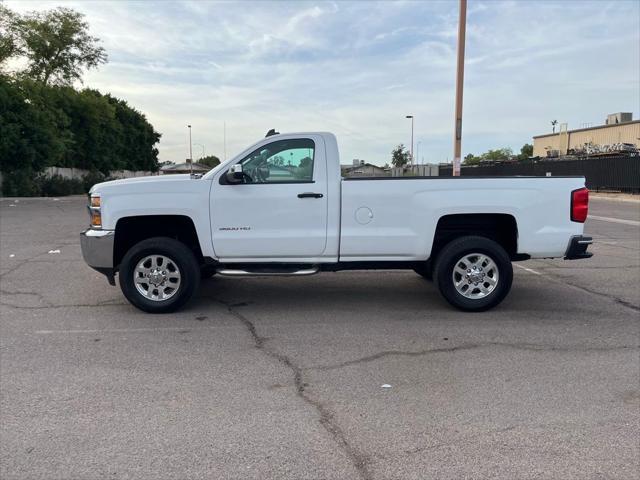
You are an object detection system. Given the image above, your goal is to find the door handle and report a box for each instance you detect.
[297,192,323,199]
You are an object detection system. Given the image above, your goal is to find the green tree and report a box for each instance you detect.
[0,77,161,182]
[105,94,160,171]
[464,147,514,165]
[0,5,161,194]
[518,143,533,161]
[391,144,410,167]
[0,5,19,67]
[0,77,70,194]
[271,155,285,166]
[0,77,58,174]
[5,7,107,85]
[294,156,313,179]
[299,156,312,168]
[198,155,221,168]
[482,148,513,161]
[463,153,481,165]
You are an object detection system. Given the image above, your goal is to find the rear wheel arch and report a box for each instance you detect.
[430,213,519,261]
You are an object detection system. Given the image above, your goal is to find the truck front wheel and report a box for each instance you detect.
[119,237,200,313]
[434,236,513,312]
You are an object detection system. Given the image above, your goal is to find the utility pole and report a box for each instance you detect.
[188,125,193,176]
[406,115,414,166]
[452,0,467,176]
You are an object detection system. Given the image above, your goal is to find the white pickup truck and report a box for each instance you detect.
[81,131,592,313]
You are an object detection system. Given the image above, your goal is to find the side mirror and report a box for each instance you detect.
[226,164,244,183]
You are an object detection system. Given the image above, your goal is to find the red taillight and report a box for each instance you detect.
[571,187,589,223]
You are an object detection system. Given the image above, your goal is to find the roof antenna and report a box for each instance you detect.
[265,129,279,137]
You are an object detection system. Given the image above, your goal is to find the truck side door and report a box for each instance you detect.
[210,136,328,260]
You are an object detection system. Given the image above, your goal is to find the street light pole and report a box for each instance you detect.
[406,115,414,166]
[452,0,467,176]
[188,125,193,176]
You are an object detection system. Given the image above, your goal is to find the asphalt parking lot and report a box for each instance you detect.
[1,195,638,480]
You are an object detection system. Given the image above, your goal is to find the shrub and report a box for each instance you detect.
[39,174,84,196]
[2,169,120,197]
[1,170,41,196]
[81,170,106,192]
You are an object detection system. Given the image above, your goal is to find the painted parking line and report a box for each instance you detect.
[589,215,640,226]
[514,264,542,275]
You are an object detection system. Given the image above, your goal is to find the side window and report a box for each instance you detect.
[238,138,315,184]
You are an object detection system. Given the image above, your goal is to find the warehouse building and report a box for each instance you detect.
[533,112,639,157]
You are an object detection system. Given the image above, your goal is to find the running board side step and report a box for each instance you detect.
[216,265,320,276]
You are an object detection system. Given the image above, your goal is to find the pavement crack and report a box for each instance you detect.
[399,425,519,458]
[0,288,47,298]
[0,246,73,279]
[523,264,640,312]
[218,299,372,480]
[0,299,127,310]
[553,279,640,312]
[318,344,482,370]
[314,342,638,371]
[0,259,32,278]
[0,288,52,308]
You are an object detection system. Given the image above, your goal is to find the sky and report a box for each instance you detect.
[6,0,640,165]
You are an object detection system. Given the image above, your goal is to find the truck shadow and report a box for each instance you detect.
[198,271,445,311]
[192,271,596,318]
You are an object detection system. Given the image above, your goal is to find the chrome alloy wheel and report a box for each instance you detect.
[452,252,499,299]
[133,255,181,301]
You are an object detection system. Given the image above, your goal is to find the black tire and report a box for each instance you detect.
[119,237,200,313]
[434,236,513,312]
[200,264,217,279]
[413,261,433,281]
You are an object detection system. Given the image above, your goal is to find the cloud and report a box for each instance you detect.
[6,0,639,165]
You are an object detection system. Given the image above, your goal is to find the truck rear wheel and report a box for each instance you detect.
[434,236,512,312]
[119,237,200,313]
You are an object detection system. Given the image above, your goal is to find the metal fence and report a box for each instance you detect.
[438,155,640,193]
[391,164,439,177]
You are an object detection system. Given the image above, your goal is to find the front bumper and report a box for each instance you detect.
[80,229,116,284]
[564,235,593,260]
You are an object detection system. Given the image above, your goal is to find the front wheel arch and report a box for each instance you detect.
[114,215,203,271]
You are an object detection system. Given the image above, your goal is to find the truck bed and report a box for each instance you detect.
[339,176,586,261]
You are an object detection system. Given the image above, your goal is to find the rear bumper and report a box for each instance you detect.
[80,229,116,284]
[564,235,593,260]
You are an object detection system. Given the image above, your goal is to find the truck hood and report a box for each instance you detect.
[90,174,194,195]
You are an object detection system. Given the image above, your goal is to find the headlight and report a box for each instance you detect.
[88,195,102,228]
